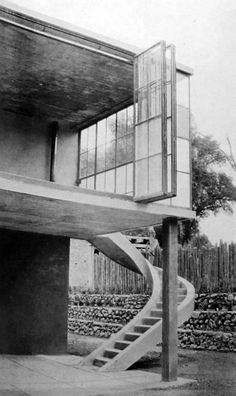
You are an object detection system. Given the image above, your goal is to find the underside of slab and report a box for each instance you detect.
[0,172,195,239]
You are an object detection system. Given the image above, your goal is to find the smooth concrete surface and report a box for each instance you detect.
[0,355,195,395]
[0,229,69,354]
[0,172,195,239]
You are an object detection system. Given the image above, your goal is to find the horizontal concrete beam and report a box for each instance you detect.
[0,172,195,239]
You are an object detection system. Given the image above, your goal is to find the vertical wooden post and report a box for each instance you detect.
[162,217,178,381]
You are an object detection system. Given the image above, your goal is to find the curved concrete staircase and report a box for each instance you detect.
[83,232,195,371]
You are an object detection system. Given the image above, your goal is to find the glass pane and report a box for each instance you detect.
[167,154,172,192]
[87,149,95,176]
[177,105,189,139]
[126,163,133,193]
[80,152,87,178]
[166,46,172,82]
[105,140,116,169]
[177,72,189,108]
[167,118,172,154]
[135,159,148,196]
[96,172,105,191]
[171,172,190,208]
[177,138,190,173]
[138,53,148,87]
[149,83,161,118]
[148,155,162,194]
[117,109,126,138]
[96,144,105,172]
[97,119,106,146]
[107,114,116,142]
[135,123,148,160]
[80,129,87,153]
[137,88,148,122]
[116,166,126,194]
[116,137,127,166]
[167,82,171,117]
[126,134,133,162]
[80,178,87,188]
[105,169,115,193]
[127,106,134,134]
[148,117,162,156]
[88,125,96,150]
[87,176,95,190]
[149,46,161,82]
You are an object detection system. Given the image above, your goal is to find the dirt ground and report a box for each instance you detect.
[68,334,236,396]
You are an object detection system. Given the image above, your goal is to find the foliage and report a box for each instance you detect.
[192,131,236,218]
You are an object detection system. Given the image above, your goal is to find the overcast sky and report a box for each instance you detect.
[2,0,236,243]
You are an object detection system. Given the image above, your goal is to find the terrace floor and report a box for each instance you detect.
[0,354,193,396]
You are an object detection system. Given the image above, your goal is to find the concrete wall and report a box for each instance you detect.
[0,109,79,185]
[69,239,94,290]
[0,229,70,354]
[55,122,79,186]
[0,109,51,180]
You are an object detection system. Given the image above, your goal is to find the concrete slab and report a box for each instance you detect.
[0,355,196,396]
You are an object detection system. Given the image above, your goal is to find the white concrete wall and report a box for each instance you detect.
[69,239,94,290]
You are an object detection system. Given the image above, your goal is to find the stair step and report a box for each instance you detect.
[115,340,131,350]
[178,295,185,302]
[124,332,141,341]
[142,316,161,325]
[93,357,110,367]
[150,309,162,318]
[134,324,151,334]
[104,348,120,358]
[156,302,162,309]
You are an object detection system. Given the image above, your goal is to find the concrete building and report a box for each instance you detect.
[0,1,195,381]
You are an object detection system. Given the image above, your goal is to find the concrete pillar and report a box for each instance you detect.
[162,217,178,381]
[69,239,94,290]
[0,229,69,354]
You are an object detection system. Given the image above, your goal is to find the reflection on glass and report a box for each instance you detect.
[177,138,190,173]
[149,83,160,118]
[96,144,105,172]
[88,125,96,150]
[97,119,106,145]
[177,105,189,139]
[87,176,95,190]
[149,117,162,156]
[87,149,95,175]
[117,137,127,165]
[107,114,116,142]
[105,140,116,169]
[80,129,87,153]
[149,47,161,82]
[96,172,105,191]
[117,109,126,138]
[171,172,190,208]
[135,123,148,160]
[167,83,171,117]
[135,159,148,196]
[138,88,148,122]
[80,152,87,178]
[105,169,115,193]
[167,118,172,154]
[80,178,87,188]
[127,106,134,134]
[116,166,126,193]
[167,154,172,192]
[177,73,189,108]
[149,155,162,193]
[126,163,133,193]
[126,134,133,162]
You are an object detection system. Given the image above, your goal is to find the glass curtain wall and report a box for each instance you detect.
[79,106,134,195]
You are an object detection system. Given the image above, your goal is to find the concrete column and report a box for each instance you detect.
[162,217,178,381]
[69,239,94,290]
[0,229,69,354]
